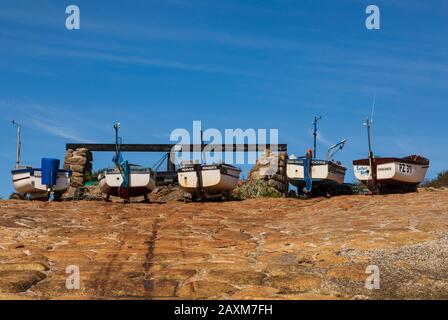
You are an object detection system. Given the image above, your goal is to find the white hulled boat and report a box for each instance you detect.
[286,116,347,195]
[353,117,429,194]
[12,167,71,197]
[177,130,241,200]
[98,164,156,199]
[10,121,71,199]
[178,162,241,200]
[287,158,347,192]
[98,123,156,201]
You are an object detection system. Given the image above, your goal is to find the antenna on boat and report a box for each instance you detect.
[113,122,121,165]
[12,120,21,169]
[365,94,377,158]
[364,117,373,159]
[370,93,376,124]
[312,116,322,158]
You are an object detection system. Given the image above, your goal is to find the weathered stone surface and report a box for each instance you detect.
[230,285,279,299]
[326,266,367,282]
[0,270,46,293]
[71,172,84,178]
[65,156,87,166]
[266,275,322,293]
[63,148,93,188]
[69,165,86,173]
[246,151,288,195]
[267,179,284,191]
[144,279,178,297]
[0,188,447,299]
[149,185,184,203]
[177,281,237,299]
[70,176,84,187]
[73,149,92,161]
[0,262,49,272]
[206,270,266,285]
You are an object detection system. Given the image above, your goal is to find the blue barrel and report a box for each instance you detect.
[41,158,60,187]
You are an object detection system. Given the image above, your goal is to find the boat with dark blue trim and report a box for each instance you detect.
[10,121,71,199]
[286,116,347,195]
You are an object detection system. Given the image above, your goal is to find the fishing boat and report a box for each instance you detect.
[98,123,156,201]
[353,118,429,194]
[98,165,156,200]
[12,167,71,198]
[286,116,347,195]
[178,162,241,200]
[10,121,71,200]
[177,131,241,200]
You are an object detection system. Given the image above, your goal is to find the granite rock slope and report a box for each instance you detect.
[0,188,447,299]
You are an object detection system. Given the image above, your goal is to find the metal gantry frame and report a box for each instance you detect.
[66,143,288,183]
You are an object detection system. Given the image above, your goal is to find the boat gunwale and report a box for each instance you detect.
[178,163,241,171]
[103,167,156,175]
[177,163,241,180]
[287,159,347,171]
[353,156,430,166]
[11,168,72,176]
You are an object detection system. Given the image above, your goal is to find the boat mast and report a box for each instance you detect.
[200,130,205,165]
[12,120,21,169]
[312,116,321,158]
[114,122,121,165]
[364,117,378,193]
[195,130,205,198]
[365,117,373,158]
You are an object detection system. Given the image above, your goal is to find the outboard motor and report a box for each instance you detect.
[41,158,60,201]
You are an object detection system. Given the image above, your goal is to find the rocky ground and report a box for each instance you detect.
[0,188,447,300]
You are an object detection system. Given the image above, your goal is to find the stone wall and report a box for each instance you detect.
[248,151,289,195]
[64,148,93,188]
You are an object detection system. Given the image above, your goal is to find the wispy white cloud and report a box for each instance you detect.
[306,128,332,147]
[30,117,94,142]
[316,132,333,147]
[0,100,103,143]
[2,5,447,86]
[34,46,263,77]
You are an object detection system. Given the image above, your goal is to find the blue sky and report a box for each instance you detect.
[0,0,447,197]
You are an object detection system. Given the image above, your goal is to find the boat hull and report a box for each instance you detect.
[178,164,241,196]
[286,159,347,193]
[11,168,71,196]
[98,169,156,198]
[353,156,429,192]
[98,169,156,197]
